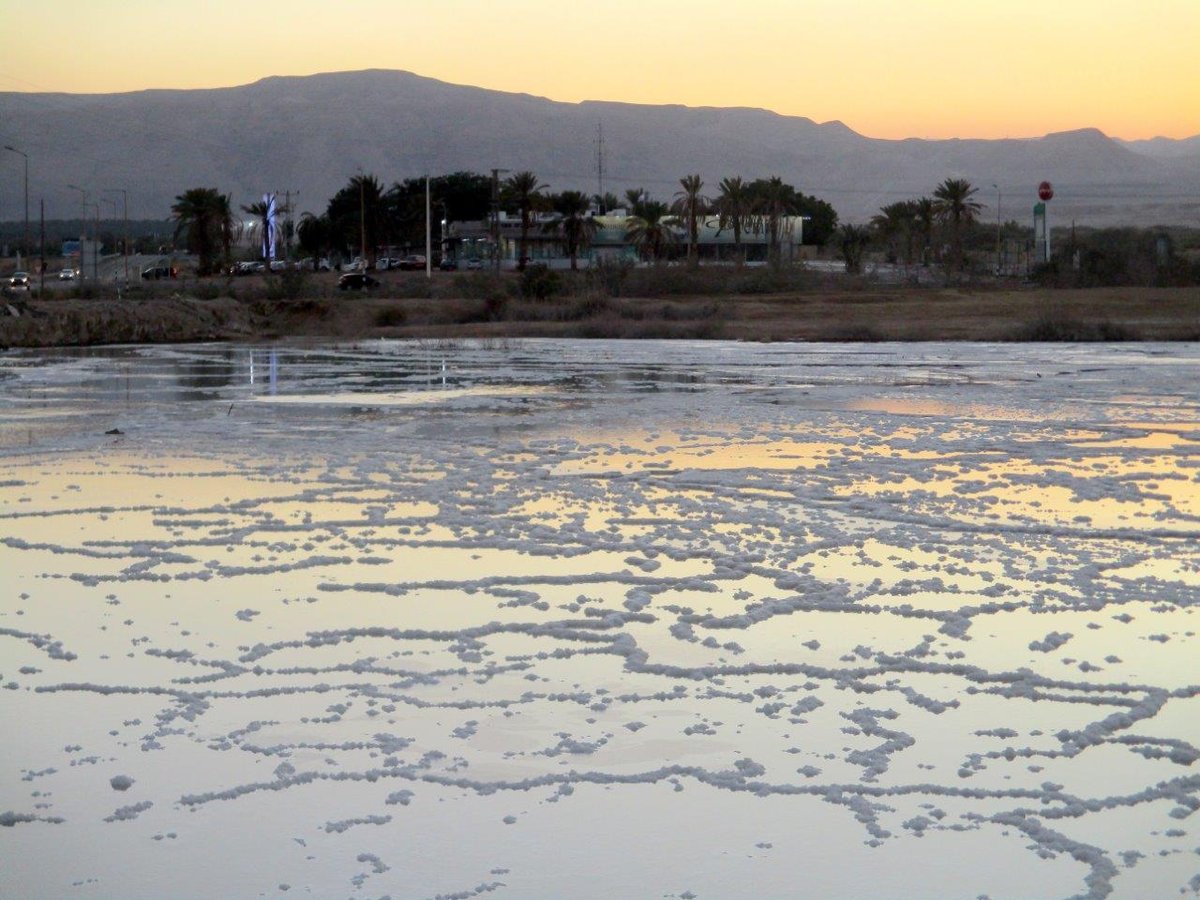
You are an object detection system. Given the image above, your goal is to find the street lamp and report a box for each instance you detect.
[490,168,510,273]
[4,145,28,267]
[67,184,88,280]
[104,188,129,282]
[88,203,100,280]
[992,183,1001,277]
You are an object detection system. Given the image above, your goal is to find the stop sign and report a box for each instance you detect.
[1038,181,1054,201]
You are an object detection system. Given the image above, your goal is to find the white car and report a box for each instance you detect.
[58,267,77,280]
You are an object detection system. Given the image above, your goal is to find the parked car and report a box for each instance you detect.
[337,272,379,291]
[141,265,175,280]
[397,255,426,271]
[297,257,331,272]
[438,258,458,271]
[57,267,77,281]
[465,258,485,271]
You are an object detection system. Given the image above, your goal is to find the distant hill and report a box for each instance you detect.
[2,69,1197,227]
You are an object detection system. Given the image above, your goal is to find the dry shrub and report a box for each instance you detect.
[816,324,886,342]
[1004,315,1141,342]
[373,305,407,327]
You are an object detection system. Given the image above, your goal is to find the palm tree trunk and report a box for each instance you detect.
[519,209,529,272]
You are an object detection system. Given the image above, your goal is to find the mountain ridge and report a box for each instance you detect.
[1,68,1196,226]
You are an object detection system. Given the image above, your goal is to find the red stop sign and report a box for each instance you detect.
[1038,181,1054,201]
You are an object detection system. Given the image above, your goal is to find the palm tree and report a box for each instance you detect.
[624,188,648,217]
[871,201,914,266]
[297,212,331,269]
[672,174,708,267]
[750,176,799,266]
[171,187,234,275]
[714,176,752,265]
[912,197,935,266]
[215,194,235,268]
[625,200,676,263]
[592,191,620,215]
[932,178,982,274]
[325,174,385,264]
[839,224,870,274]
[502,171,547,271]
[547,191,596,270]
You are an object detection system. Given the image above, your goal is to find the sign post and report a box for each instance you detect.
[1036,181,1054,263]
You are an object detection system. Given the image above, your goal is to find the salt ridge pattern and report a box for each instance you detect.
[1,340,1198,898]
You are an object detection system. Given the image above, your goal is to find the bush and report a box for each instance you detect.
[1004,314,1141,342]
[564,293,612,320]
[373,305,407,327]
[519,264,561,300]
[390,276,434,299]
[264,268,309,300]
[816,324,886,342]
[591,257,633,297]
[435,272,514,302]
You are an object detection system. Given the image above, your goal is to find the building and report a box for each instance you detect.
[445,210,813,269]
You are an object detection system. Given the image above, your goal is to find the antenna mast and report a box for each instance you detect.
[595,122,605,209]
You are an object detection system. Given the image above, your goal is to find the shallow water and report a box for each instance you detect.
[1,339,1198,899]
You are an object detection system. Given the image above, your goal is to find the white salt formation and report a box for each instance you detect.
[0,340,1197,898]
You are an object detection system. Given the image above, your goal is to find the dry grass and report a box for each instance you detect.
[3,285,1198,348]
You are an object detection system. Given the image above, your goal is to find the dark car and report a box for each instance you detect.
[141,265,175,280]
[337,272,379,291]
[438,258,458,271]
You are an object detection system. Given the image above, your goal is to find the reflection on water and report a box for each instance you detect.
[1,340,1198,899]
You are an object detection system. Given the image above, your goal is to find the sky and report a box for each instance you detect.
[2,0,1197,141]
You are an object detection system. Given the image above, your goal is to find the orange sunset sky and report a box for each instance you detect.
[3,0,1197,141]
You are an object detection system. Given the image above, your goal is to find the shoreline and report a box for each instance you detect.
[2,285,1198,348]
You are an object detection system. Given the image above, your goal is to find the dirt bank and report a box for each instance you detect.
[2,285,1197,348]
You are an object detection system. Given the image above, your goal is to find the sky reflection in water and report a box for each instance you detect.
[1,340,1198,899]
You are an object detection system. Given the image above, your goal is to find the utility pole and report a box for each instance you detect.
[4,145,28,266]
[284,190,295,261]
[90,203,100,281]
[425,175,432,279]
[104,189,129,283]
[39,198,45,294]
[491,168,502,273]
[594,122,605,210]
[992,184,1001,277]
[67,184,87,280]
[358,174,367,266]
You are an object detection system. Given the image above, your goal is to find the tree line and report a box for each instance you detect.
[169,171,840,275]
[167,173,1199,286]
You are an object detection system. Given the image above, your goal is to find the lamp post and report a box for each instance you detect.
[4,145,28,267]
[89,203,100,281]
[67,184,88,280]
[490,168,510,273]
[991,184,1001,277]
[104,188,129,283]
[356,172,367,266]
